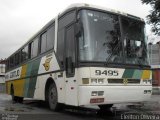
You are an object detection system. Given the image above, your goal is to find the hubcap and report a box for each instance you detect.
[49,87,57,104]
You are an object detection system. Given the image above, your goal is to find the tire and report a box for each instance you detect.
[48,83,63,111]
[98,104,113,110]
[17,97,24,103]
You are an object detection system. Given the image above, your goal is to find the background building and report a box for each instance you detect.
[148,42,160,94]
[0,59,6,93]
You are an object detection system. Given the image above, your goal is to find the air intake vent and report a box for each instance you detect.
[127,79,140,84]
[108,79,140,84]
[108,79,123,83]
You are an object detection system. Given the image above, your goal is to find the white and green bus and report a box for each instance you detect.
[5,4,152,111]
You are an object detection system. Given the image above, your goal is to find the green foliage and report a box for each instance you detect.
[141,0,160,35]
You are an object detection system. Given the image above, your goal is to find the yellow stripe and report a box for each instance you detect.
[13,79,25,96]
[142,70,151,79]
[6,80,25,97]
[21,64,27,78]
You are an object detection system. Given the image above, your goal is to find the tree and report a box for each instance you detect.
[141,0,160,35]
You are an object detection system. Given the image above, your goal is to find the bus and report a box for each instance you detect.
[5,3,152,111]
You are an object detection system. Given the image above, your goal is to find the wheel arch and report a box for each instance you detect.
[45,77,56,102]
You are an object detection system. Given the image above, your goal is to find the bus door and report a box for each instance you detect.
[64,24,78,105]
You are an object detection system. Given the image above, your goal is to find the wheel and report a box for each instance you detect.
[17,97,24,103]
[48,83,63,111]
[98,104,113,110]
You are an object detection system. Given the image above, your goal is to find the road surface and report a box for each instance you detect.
[0,94,160,120]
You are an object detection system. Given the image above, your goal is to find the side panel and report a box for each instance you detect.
[33,72,65,102]
[64,72,78,106]
[5,52,62,100]
[77,67,152,106]
[78,86,152,106]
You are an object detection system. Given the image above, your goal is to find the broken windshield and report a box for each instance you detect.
[121,17,149,65]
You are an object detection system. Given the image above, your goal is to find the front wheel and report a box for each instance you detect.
[48,83,63,111]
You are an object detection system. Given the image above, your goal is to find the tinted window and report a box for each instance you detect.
[9,56,14,68]
[29,38,39,58]
[57,29,65,67]
[40,32,47,53]
[32,38,39,57]
[15,52,20,65]
[22,45,28,62]
[29,42,33,58]
[57,10,76,68]
[66,25,75,62]
[66,25,75,77]
[47,25,55,50]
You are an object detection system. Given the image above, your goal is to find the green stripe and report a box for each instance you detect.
[24,78,30,97]
[132,70,143,79]
[122,69,135,78]
[26,62,33,77]
[27,59,41,98]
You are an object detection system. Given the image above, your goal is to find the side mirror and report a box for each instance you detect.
[75,21,82,37]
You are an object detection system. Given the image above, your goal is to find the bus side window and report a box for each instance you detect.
[29,38,39,59]
[40,32,47,53]
[15,52,20,65]
[47,25,55,51]
[21,45,29,62]
[40,25,55,54]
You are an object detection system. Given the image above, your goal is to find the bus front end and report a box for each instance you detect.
[76,9,152,107]
[78,67,152,106]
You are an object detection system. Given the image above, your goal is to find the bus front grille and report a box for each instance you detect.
[107,79,140,84]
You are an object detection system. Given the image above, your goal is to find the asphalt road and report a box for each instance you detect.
[0,94,160,120]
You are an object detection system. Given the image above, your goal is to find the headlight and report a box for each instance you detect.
[91,91,98,96]
[91,79,97,84]
[143,79,152,84]
[148,80,152,84]
[98,79,104,84]
[143,80,148,84]
[91,91,104,96]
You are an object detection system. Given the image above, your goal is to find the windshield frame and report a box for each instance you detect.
[76,8,150,68]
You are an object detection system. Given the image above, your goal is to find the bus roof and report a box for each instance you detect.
[7,3,145,59]
[63,3,144,21]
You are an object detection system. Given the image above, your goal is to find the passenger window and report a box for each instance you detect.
[47,25,55,50]
[32,38,39,57]
[29,38,39,58]
[21,45,28,62]
[9,56,15,68]
[40,32,47,53]
[15,52,20,65]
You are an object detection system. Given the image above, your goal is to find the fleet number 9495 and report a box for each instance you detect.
[95,70,119,76]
